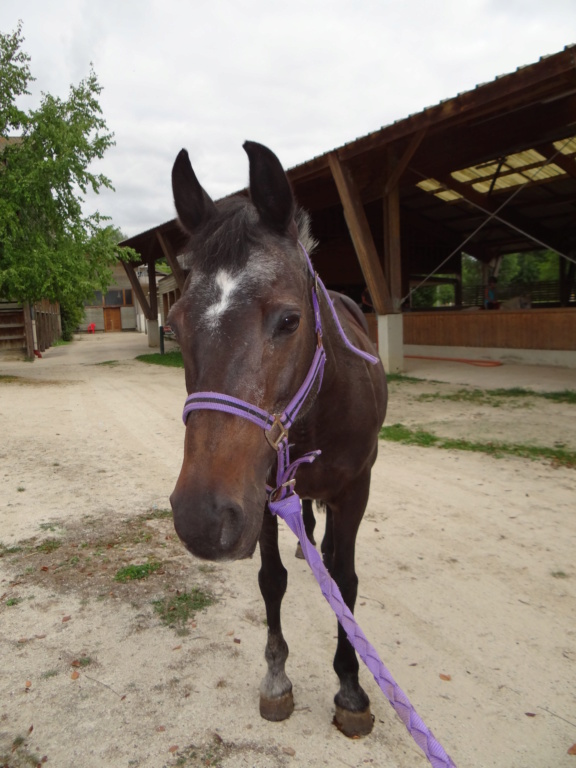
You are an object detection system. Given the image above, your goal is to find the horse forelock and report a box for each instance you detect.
[178,198,312,332]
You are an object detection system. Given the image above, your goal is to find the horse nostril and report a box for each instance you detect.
[217,504,243,551]
[170,489,246,560]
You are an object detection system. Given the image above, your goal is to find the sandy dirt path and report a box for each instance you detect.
[1,334,575,768]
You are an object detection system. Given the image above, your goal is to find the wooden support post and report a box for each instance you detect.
[156,231,187,291]
[383,150,402,312]
[122,261,154,321]
[148,259,158,319]
[328,152,392,315]
[147,258,160,347]
[23,302,34,359]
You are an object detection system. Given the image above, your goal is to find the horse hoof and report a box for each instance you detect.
[295,543,305,559]
[333,705,374,737]
[260,690,294,722]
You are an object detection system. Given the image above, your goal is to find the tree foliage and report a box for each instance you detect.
[0,22,135,318]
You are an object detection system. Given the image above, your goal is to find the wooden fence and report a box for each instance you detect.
[0,301,61,359]
[403,308,576,351]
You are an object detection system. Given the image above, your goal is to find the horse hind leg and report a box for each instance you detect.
[258,507,294,721]
[295,498,317,559]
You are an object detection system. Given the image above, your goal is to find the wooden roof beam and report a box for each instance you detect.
[328,152,392,314]
[122,260,154,321]
[156,230,187,290]
[384,128,427,195]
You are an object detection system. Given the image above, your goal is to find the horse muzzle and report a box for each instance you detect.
[170,486,263,561]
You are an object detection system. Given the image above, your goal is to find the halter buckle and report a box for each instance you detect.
[265,414,289,451]
[269,478,296,503]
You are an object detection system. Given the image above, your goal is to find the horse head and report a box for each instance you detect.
[168,142,316,561]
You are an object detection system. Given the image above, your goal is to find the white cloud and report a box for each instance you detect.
[1,0,575,236]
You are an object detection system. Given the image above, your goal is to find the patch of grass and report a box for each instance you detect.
[143,508,173,520]
[35,538,62,554]
[170,735,225,767]
[5,596,22,606]
[380,423,576,468]
[551,570,569,579]
[386,372,423,384]
[380,423,439,447]
[153,588,215,633]
[39,522,63,532]
[114,561,163,582]
[0,542,23,556]
[41,669,59,679]
[541,389,576,404]
[95,359,120,366]
[415,385,576,407]
[136,350,184,368]
[0,374,19,383]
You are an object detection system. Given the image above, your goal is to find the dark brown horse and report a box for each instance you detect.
[168,141,387,737]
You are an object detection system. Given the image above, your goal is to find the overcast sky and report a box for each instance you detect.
[2,0,575,238]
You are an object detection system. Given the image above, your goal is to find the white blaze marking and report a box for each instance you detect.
[204,269,242,329]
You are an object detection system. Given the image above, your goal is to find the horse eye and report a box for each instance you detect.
[278,314,300,334]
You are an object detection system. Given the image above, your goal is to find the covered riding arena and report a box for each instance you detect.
[121,45,576,371]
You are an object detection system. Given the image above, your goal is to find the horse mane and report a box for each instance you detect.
[295,209,318,257]
[178,197,317,273]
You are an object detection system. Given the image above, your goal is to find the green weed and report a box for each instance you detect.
[5,596,22,606]
[35,538,61,554]
[386,372,422,384]
[114,562,163,582]
[153,589,214,634]
[136,350,184,368]
[0,543,23,556]
[144,508,173,520]
[415,386,576,407]
[380,423,576,468]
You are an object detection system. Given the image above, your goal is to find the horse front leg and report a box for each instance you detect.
[329,477,374,737]
[258,506,294,721]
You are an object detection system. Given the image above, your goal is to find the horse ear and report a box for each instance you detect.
[243,141,295,235]
[172,149,217,233]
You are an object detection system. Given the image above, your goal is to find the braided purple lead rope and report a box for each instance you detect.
[269,489,456,768]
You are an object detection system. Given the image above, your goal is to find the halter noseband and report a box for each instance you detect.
[181,242,378,504]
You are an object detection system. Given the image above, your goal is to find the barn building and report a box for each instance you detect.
[120,45,576,371]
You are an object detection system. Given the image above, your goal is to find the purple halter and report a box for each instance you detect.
[182,243,378,494]
[179,244,456,768]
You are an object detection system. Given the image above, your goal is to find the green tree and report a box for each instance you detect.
[0,22,135,337]
[499,250,559,287]
[461,253,483,286]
